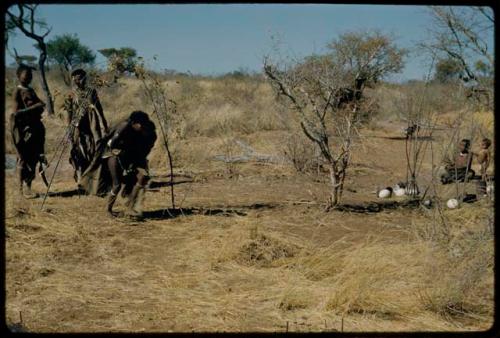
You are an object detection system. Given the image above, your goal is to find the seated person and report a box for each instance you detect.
[441,139,474,184]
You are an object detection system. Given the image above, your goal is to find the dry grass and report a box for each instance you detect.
[4,70,494,332]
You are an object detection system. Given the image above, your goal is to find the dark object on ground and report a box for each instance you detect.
[440,168,475,184]
[8,322,27,333]
[462,194,478,204]
[422,199,433,208]
[333,199,420,213]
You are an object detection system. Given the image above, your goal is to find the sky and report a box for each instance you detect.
[4,4,492,82]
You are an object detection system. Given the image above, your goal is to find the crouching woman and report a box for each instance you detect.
[81,111,157,217]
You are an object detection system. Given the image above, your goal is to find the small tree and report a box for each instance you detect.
[264,31,406,208]
[45,33,96,86]
[133,58,178,209]
[8,47,38,67]
[98,47,138,81]
[6,4,55,114]
[423,6,493,109]
[434,57,464,83]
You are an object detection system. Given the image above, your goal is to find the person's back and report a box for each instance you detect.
[107,118,156,163]
[103,111,157,217]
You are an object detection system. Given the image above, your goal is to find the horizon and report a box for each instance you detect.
[5,4,494,83]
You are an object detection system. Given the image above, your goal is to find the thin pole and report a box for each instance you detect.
[40,125,73,210]
[138,73,176,210]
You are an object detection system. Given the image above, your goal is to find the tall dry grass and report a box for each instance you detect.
[4,66,494,332]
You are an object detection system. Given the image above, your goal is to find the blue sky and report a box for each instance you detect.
[4,4,490,81]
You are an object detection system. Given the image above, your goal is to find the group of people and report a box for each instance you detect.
[9,64,494,216]
[10,64,157,218]
[440,137,492,196]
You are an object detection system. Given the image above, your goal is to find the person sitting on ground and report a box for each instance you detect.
[476,138,492,196]
[10,64,47,198]
[440,139,474,184]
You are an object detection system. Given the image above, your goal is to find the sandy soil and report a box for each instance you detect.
[4,121,493,332]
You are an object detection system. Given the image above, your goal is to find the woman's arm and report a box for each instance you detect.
[14,89,46,117]
[107,121,129,149]
[62,93,75,125]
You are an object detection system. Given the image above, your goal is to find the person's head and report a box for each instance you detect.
[71,68,87,89]
[459,139,471,152]
[129,110,150,131]
[481,138,492,149]
[16,64,35,86]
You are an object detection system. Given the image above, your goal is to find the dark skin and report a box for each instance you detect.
[12,69,46,194]
[445,141,472,170]
[477,140,491,180]
[65,72,109,183]
[72,73,86,90]
[106,119,156,216]
[457,141,472,169]
[108,122,148,196]
[14,70,45,119]
[68,73,108,132]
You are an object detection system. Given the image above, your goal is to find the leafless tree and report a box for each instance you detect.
[6,4,55,115]
[264,31,407,208]
[134,59,177,209]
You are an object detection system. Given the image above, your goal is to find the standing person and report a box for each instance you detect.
[10,64,47,198]
[81,111,157,217]
[440,139,474,184]
[62,68,109,186]
[476,138,492,196]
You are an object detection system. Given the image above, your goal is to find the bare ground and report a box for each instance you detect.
[4,122,494,332]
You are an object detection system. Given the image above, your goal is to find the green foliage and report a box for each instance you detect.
[474,60,492,78]
[16,55,37,67]
[98,47,138,74]
[327,30,408,85]
[434,58,463,83]
[5,16,17,48]
[46,34,96,70]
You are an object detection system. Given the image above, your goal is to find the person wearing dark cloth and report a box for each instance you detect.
[62,68,109,186]
[10,64,47,198]
[80,111,157,217]
[441,139,474,184]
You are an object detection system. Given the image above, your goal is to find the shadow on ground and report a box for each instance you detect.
[142,207,248,220]
[148,179,193,190]
[41,188,86,198]
[143,202,280,220]
[333,199,421,213]
[380,136,435,141]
